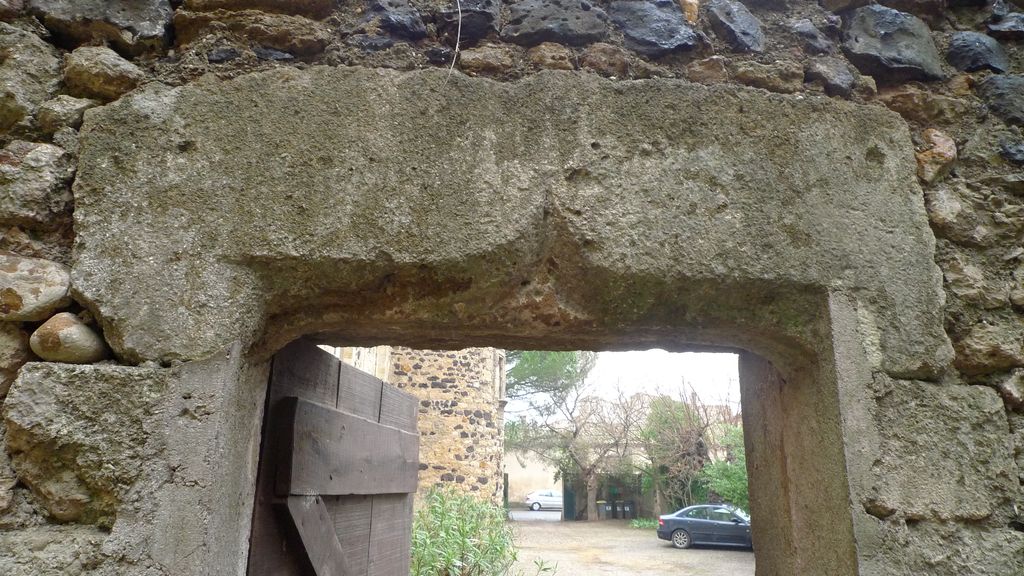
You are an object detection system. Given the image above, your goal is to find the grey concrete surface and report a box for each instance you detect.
[511,520,755,576]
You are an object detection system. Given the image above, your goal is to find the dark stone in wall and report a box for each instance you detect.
[501,0,609,47]
[27,0,172,54]
[254,46,294,60]
[978,74,1024,126]
[878,0,947,26]
[1001,140,1024,165]
[425,45,453,63]
[842,4,945,84]
[207,46,240,63]
[437,0,500,45]
[805,56,855,97]
[608,0,701,57]
[363,0,426,40]
[987,12,1024,39]
[946,31,1008,73]
[790,18,834,54]
[707,0,765,53]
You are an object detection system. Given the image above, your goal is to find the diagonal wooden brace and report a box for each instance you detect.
[273,397,420,576]
[284,495,352,576]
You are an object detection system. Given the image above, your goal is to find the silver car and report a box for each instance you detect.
[525,489,563,511]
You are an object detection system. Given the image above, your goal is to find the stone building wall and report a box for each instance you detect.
[327,344,394,380]
[0,0,1020,574]
[388,347,506,503]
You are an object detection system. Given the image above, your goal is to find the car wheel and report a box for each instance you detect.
[671,529,692,549]
[530,502,541,511]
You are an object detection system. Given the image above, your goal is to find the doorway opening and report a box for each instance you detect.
[249,325,861,576]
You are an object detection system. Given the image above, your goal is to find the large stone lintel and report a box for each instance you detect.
[73,67,951,377]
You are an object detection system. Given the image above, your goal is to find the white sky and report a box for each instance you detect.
[587,350,740,409]
[505,350,740,416]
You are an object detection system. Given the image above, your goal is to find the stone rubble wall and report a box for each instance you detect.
[0,0,1019,574]
[388,347,506,504]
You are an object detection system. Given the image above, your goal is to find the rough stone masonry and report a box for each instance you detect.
[0,0,1022,575]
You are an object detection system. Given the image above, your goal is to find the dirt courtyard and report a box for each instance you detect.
[511,519,756,576]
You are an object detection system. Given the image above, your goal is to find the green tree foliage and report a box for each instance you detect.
[699,425,749,511]
[505,351,592,402]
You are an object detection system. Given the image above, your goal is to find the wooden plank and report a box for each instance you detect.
[280,397,419,496]
[368,384,419,576]
[248,340,342,576]
[366,494,413,576]
[271,340,342,407]
[328,365,386,576]
[379,384,417,433]
[330,495,373,575]
[284,495,351,576]
[338,363,383,419]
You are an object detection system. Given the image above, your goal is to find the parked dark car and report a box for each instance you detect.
[657,504,752,549]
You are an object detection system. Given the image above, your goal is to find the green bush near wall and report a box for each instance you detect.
[412,488,520,576]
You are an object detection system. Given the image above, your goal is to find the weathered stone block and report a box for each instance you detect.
[707,0,765,53]
[954,321,1024,376]
[459,44,515,76]
[63,46,146,102]
[867,379,1018,522]
[183,0,334,19]
[0,526,106,576]
[37,96,99,135]
[173,9,333,56]
[1,348,267,576]
[527,42,575,71]
[732,59,804,93]
[27,0,172,55]
[873,521,1024,576]
[0,254,71,321]
[0,322,31,400]
[72,67,951,380]
[0,22,61,132]
[946,31,1009,74]
[3,362,169,526]
[0,140,73,230]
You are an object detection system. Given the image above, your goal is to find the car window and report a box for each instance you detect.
[709,509,734,522]
[684,508,707,519]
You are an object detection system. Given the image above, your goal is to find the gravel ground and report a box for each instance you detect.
[510,519,756,576]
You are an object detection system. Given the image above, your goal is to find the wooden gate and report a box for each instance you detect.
[247,340,420,576]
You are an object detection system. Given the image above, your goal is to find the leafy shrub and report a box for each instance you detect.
[699,425,750,511]
[412,487,519,576]
[629,518,659,530]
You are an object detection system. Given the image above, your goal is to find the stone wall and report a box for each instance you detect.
[388,347,506,503]
[0,0,1020,574]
